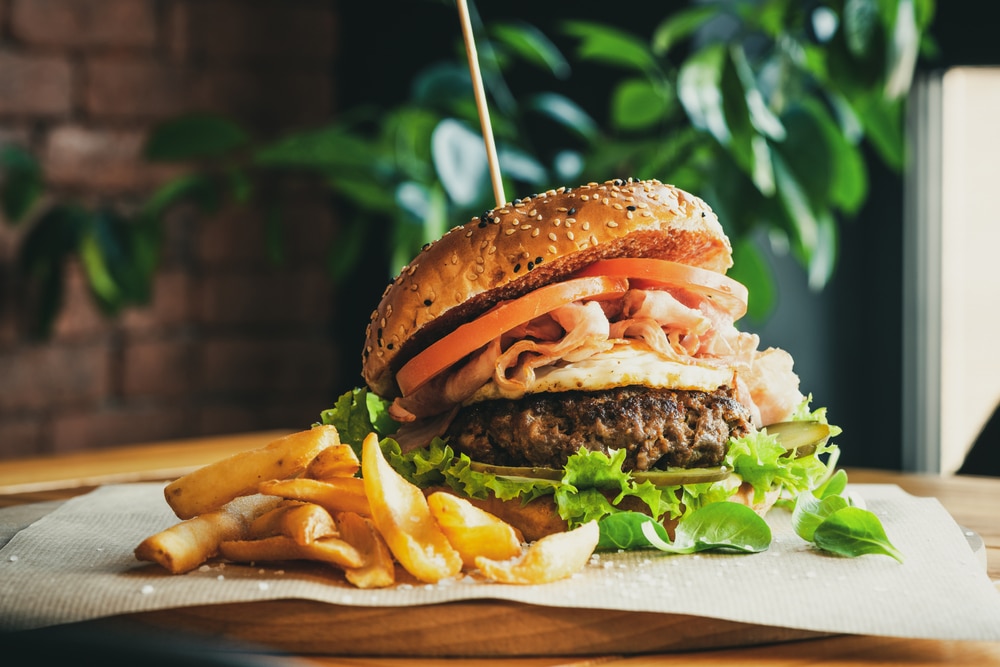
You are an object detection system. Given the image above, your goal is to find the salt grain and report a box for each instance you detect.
[140,585,155,595]
[258,582,270,591]
[7,555,18,562]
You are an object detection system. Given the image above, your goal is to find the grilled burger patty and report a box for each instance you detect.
[445,385,754,472]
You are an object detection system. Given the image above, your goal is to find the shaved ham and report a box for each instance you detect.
[386,284,801,433]
[622,290,711,335]
[495,301,614,393]
[742,347,804,426]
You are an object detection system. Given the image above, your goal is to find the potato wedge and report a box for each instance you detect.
[361,432,462,583]
[165,426,339,519]
[219,534,363,569]
[135,494,281,574]
[249,502,339,546]
[475,520,599,585]
[258,477,371,516]
[336,511,395,589]
[306,443,361,480]
[427,491,523,567]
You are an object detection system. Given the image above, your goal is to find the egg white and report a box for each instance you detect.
[466,346,735,404]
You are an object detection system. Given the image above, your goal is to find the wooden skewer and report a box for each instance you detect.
[456,0,505,207]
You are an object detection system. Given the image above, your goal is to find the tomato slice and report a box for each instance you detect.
[574,258,748,319]
[396,275,629,396]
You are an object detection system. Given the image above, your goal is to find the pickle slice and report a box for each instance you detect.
[631,466,731,486]
[468,462,563,480]
[765,420,831,458]
[468,461,731,486]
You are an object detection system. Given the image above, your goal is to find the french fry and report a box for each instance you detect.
[361,432,462,583]
[475,520,599,585]
[306,443,361,480]
[249,502,339,546]
[258,477,371,516]
[427,491,523,567]
[135,494,281,574]
[336,511,395,589]
[165,426,339,520]
[219,534,364,569]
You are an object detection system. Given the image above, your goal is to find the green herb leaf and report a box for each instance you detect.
[598,503,770,554]
[792,490,850,542]
[812,506,904,562]
[318,388,398,458]
[672,501,771,553]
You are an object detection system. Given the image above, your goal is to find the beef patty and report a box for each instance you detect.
[445,385,754,472]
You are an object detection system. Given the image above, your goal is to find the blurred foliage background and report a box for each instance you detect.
[0,0,935,337]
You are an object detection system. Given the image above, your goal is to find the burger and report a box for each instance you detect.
[333,178,839,543]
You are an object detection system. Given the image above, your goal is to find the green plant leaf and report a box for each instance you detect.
[255,126,376,170]
[526,92,599,141]
[772,151,820,268]
[0,144,43,224]
[18,205,88,337]
[563,20,658,72]
[843,0,879,56]
[491,21,570,79]
[677,44,729,146]
[610,78,673,132]
[431,118,488,207]
[885,0,919,98]
[651,5,718,55]
[144,113,251,162]
[729,45,785,141]
[411,62,473,111]
[729,237,776,321]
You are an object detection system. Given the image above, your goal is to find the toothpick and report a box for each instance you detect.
[456,0,505,207]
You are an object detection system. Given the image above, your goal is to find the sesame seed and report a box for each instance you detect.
[467,272,478,280]
[548,244,557,254]
[410,284,418,291]
[554,219,562,227]
[505,228,516,235]
[513,263,521,273]
[532,227,540,237]
[557,207,568,212]
[603,198,609,205]
[627,205,636,211]
[581,195,590,201]
[423,299,433,306]
[606,220,618,228]
[475,264,484,273]
[528,209,537,216]
[466,230,473,237]
[548,232,557,241]
[488,245,497,254]
[612,203,623,210]
[520,224,532,231]
[642,211,653,217]
[568,208,576,215]
[567,231,575,241]
[590,234,599,245]
[581,221,590,230]
[627,211,634,219]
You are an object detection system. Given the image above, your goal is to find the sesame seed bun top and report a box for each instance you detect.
[361,178,733,397]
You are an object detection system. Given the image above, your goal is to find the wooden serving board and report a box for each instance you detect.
[88,599,829,657]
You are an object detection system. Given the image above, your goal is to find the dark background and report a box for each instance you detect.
[334,0,996,471]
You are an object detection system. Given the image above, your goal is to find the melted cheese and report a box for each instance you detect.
[466,347,735,404]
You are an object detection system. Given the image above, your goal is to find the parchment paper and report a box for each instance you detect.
[2,482,999,641]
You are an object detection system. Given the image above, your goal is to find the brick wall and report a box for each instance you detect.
[0,0,344,459]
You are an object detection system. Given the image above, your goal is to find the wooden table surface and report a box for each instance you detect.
[2,430,999,666]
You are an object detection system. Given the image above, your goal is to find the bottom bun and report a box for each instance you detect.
[424,481,781,543]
